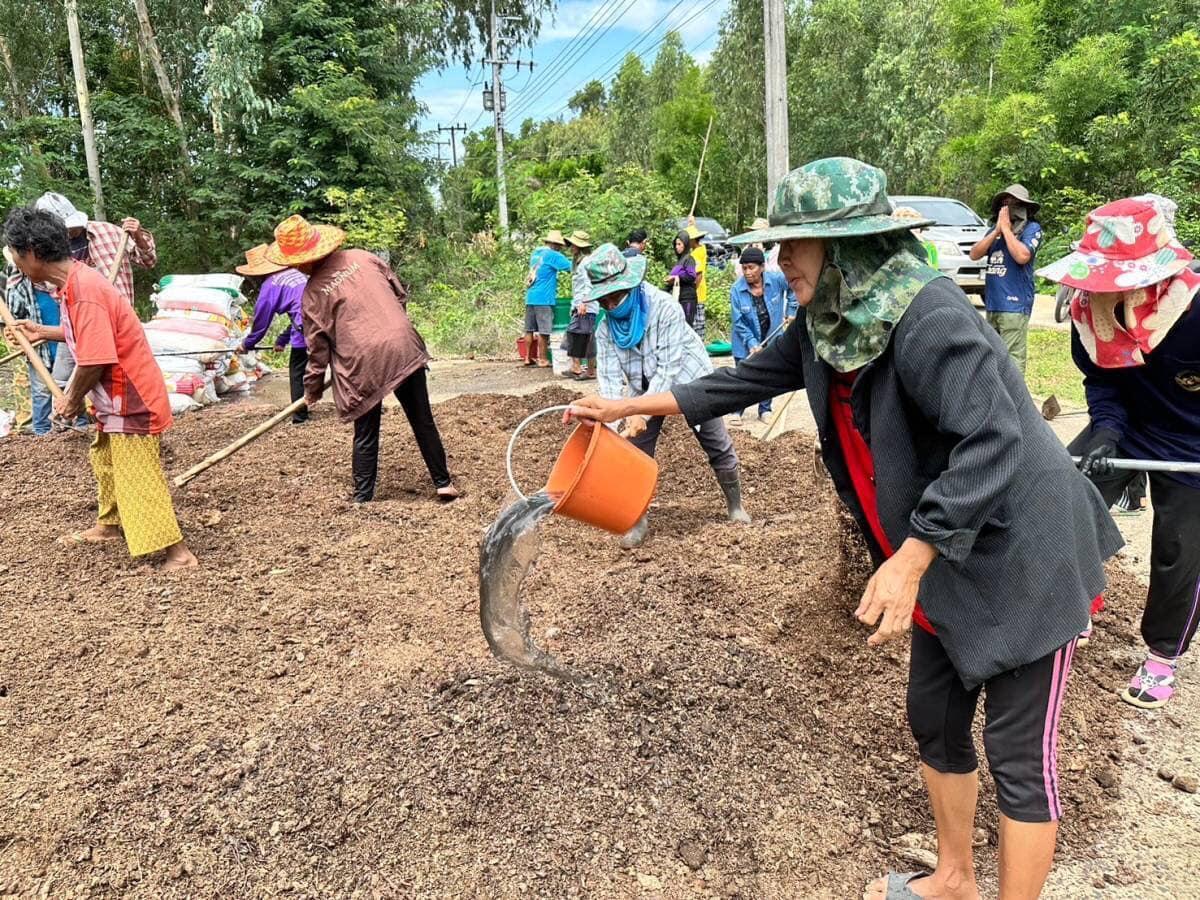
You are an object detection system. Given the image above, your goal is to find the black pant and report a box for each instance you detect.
[1069,427,1200,658]
[289,346,309,423]
[908,628,1076,823]
[351,368,451,501]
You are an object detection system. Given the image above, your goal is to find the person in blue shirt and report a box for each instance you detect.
[968,184,1044,375]
[729,246,797,424]
[3,260,61,435]
[523,229,571,368]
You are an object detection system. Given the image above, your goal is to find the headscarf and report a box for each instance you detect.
[674,229,693,261]
[804,232,945,373]
[1071,270,1200,368]
[604,283,649,350]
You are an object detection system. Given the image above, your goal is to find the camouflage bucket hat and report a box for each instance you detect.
[731,157,935,245]
[585,243,648,298]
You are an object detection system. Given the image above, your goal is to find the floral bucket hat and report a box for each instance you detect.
[1036,196,1194,292]
[731,157,934,245]
[585,243,647,299]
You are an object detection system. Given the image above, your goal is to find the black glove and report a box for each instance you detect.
[1077,427,1120,478]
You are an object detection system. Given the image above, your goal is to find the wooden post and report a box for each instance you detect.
[64,0,105,221]
[174,382,330,487]
[0,296,65,401]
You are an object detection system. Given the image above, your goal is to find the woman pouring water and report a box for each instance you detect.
[568,158,1123,900]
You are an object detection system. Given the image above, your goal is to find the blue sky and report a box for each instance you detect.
[417,0,729,163]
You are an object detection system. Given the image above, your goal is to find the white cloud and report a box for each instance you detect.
[420,87,477,123]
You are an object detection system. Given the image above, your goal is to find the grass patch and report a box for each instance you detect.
[1026,327,1085,407]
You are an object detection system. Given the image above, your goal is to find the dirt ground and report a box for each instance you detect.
[0,377,1168,899]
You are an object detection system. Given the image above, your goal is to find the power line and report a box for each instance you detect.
[508,0,624,101]
[530,4,724,126]
[445,62,486,125]
[511,0,716,123]
[505,0,644,120]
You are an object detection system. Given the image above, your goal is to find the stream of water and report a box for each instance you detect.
[478,492,583,682]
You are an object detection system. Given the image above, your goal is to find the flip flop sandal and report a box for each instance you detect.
[63,530,122,546]
[868,871,930,900]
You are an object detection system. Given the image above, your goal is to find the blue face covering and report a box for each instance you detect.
[604,284,648,349]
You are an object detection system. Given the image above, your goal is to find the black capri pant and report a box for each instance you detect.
[907,627,1077,823]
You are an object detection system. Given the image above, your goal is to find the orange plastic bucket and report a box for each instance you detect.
[506,406,658,535]
[547,421,658,534]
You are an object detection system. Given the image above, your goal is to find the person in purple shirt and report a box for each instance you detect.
[236,244,310,424]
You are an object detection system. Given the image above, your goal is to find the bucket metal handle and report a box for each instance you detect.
[505,405,577,501]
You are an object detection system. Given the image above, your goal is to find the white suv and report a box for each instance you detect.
[891,195,989,296]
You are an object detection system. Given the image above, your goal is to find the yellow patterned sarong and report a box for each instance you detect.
[89,433,183,557]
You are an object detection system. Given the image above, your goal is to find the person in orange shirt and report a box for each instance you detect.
[4,206,196,571]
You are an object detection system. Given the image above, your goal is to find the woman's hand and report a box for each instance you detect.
[564,396,626,425]
[855,538,937,646]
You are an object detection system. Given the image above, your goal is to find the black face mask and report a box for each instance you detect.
[68,232,89,261]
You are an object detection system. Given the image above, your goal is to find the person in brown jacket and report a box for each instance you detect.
[265,215,460,503]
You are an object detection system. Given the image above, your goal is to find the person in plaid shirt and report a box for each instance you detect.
[34,192,156,307]
[585,242,751,549]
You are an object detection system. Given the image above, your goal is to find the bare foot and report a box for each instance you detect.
[437,484,462,502]
[160,542,199,572]
[64,524,123,544]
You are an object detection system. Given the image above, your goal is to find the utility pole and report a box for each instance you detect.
[763,0,789,211]
[489,0,509,235]
[437,122,468,167]
[485,2,529,237]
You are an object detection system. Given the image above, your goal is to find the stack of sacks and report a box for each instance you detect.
[146,274,247,414]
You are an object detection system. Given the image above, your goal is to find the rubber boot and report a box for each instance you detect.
[716,467,752,524]
[619,515,649,550]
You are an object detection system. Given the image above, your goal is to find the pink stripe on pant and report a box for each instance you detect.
[1041,640,1077,821]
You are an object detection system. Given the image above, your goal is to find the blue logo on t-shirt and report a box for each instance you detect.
[984,222,1042,315]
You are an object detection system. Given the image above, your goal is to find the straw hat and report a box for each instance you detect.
[751,217,770,231]
[264,215,346,267]
[891,206,927,224]
[543,229,566,246]
[685,224,706,240]
[566,229,592,249]
[235,243,286,277]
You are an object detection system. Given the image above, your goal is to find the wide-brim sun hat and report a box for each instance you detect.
[685,224,706,240]
[989,183,1041,217]
[566,229,592,249]
[265,215,346,267]
[1036,196,1194,292]
[731,157,934,245]
[236,243,286,277]
[585,243,647,299]
[543,229,566,245]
